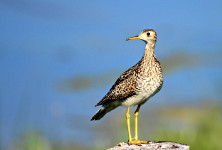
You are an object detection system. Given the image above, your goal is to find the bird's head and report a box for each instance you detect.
[126,29,157,43]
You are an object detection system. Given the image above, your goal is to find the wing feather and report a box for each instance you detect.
[95,62,140,106]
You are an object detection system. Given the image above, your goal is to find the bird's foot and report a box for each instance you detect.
[128,138,148,146]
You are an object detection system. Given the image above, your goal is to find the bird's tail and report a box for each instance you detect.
[91,102,119,121]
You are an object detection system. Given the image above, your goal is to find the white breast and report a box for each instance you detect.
[121,80,162,107]
[121,91,151,107]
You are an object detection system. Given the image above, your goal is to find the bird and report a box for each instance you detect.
[91,29,163,145]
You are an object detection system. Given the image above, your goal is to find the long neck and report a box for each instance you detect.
[142,40,156,62]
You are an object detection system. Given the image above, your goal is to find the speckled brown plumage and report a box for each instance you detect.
[91,29,163,121]
[95,61,139,106]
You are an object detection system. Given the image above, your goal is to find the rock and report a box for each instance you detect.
[108,141,189,150]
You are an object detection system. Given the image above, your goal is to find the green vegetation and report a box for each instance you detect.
[8,103,222,150]
[153,105,222,150]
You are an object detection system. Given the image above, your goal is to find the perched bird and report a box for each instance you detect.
[91,29,163,145]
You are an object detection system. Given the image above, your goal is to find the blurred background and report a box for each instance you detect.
[1,0,222,150]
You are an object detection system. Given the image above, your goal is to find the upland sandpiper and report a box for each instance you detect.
[91,29,163,145]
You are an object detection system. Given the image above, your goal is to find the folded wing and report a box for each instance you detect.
[95,62,140,106]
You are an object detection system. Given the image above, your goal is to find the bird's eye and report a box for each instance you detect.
[147,32,150,36]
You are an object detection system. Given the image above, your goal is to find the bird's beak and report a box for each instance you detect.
[126,36,142,41]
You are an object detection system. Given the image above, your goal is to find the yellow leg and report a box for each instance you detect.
[128,105,148,145]
[134,111,139,140]
[126,107,132,141]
